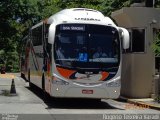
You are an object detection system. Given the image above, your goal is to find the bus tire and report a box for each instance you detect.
[42,73,51,101]
[28,69,32,88]
[42,73,46,95]
[42,73,48,101]
[42,73,45,91]
[28,69,30,82]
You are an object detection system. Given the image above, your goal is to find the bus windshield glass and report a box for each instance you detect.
[54,24,120,71]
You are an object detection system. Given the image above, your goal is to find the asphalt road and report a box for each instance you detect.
[0,73,160,120]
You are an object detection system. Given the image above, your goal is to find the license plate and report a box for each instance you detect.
[82,90,93,94]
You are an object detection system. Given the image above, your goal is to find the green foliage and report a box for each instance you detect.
[57,0,103,10]
[101,0,134,15]
[37,0,60,19]
[155,95,160,103]
[0,0,160,72]
[152,32,160,57]
[155,0,160,8]
[0,0,40,72]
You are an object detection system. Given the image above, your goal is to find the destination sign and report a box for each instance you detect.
[60,24,85,31]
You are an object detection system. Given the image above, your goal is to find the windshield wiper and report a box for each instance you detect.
[102,66,119,72]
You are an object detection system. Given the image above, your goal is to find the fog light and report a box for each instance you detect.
[56,88,59,91]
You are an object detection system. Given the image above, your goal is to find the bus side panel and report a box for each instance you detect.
[29,24,44,89]
[43,24,52,95]
[44,62,52,95]
[20,37,29,80]
[29,44,43,88]
[22,38,31,81]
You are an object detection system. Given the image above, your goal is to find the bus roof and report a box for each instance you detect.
[47,8,116,27]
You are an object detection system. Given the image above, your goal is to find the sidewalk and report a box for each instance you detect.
[1,73,160,111]
[119,96,160,110]
[0,73,16,79]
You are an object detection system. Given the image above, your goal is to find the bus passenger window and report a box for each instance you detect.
[93,47,107,59]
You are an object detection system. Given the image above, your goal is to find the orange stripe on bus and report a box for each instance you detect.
[56,67,76,79]
[47,60,51,76]
[100,72,109,81]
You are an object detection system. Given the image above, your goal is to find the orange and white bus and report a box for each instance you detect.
[21,8,129,99]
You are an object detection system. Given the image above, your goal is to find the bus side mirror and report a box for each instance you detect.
[48,23,56,44]
[119,27,130,49]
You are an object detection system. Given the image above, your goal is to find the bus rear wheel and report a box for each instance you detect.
[28,69,34,88]
[42,73,48,100]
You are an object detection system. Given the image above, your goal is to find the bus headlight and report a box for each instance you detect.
[106,76,121,87]
[52,79,69,85]
[52,74,69,85]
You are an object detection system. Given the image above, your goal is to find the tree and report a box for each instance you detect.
[37,0,60,19]
[57,0,103,12]
[0,0,41,72]
[152,32,160,56]
[1,0,160,72]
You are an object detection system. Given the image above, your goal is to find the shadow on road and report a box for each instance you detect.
[26,84,120,110]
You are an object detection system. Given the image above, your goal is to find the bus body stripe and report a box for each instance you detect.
[56,67,76,79]
[100,72,109,81]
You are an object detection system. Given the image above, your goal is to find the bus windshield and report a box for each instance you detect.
[54,24,120,71]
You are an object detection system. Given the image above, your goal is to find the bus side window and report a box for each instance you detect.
[32,26,43,46]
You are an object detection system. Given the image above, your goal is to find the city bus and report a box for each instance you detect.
[21,8,129,99]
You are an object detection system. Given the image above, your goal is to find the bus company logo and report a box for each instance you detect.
[75,17,101,21]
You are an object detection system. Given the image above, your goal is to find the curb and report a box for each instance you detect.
[119,96,160,110]
[128,99,160,110]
